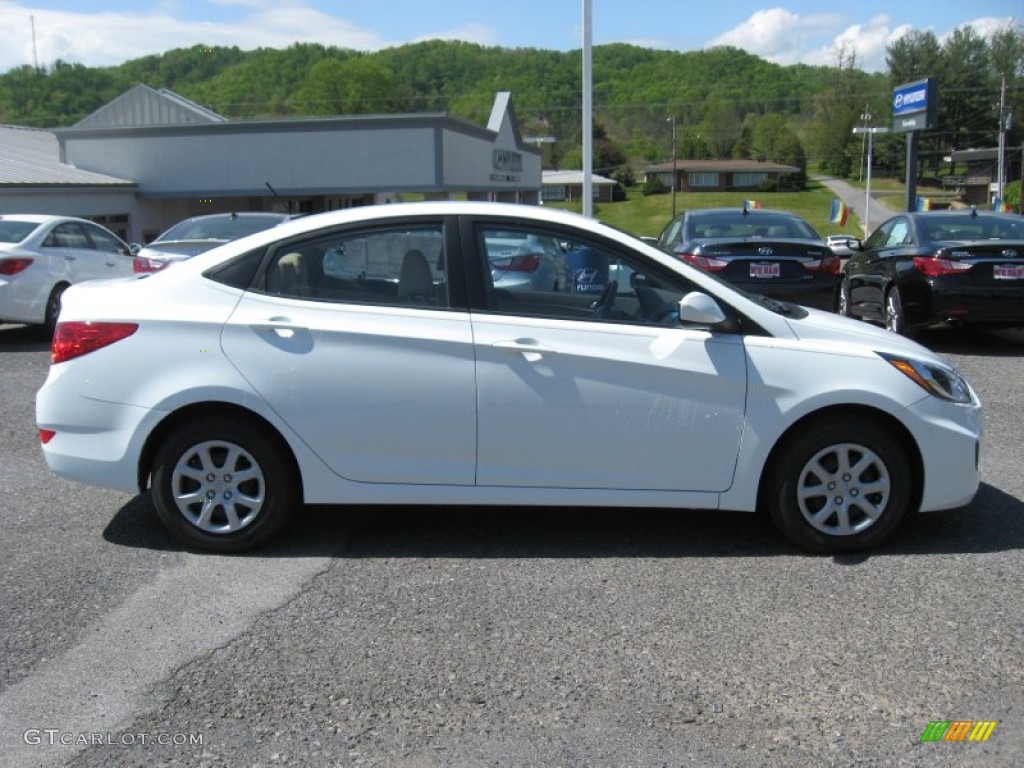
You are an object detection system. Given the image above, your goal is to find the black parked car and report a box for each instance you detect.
[838,210,1024,334]
[655,207,839,310]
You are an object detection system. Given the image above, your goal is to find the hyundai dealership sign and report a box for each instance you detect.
[892,78,937,132]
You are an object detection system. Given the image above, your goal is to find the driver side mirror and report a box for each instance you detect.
[678,291,727,327]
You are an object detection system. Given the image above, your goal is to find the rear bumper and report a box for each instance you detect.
[732,278,838,312]
[924,281,1024,326]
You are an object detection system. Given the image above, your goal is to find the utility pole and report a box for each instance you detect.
[667,115,677,219]
[997,74,1009,206]
[581,0,593,218]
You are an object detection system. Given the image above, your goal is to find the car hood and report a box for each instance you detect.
[784,306,944,362]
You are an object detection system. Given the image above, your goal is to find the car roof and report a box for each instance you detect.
[168,212,292,224]
[0,213,87,224]
[687,208,803,217]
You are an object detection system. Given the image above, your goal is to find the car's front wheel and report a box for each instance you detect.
[151,419,296,552]
[764,419,912,553]
[836,278,852,317]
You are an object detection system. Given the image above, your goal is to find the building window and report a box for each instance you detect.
[733,173,767,187]
[542,186,566,201]
[688,172,719,187]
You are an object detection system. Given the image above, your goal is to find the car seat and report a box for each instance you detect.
[398,249,435,304]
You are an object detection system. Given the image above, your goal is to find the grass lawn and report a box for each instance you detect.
[547,180,871,240]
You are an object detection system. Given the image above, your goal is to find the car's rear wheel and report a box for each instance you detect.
[884,287,905,334]
[765,419,911,553]
[44,283,68,331]
[151,419,296,552]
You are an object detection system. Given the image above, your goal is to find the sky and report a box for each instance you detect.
[0,0,1019,75]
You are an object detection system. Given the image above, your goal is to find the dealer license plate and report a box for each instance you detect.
[994,264,1024,280]
[750,262,780,278]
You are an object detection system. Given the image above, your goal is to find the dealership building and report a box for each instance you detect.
[0,85,542,243]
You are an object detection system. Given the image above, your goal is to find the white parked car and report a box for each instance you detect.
[36,202,983,554]
[826,233,858,257]
[0,214,134,328]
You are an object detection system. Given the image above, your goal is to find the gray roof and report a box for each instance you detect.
[72,84,226,129]
[543,170,617,186]
[0,125,134,186]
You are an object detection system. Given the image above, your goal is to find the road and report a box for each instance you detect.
[814,174,898,237]
[1,321,1023,767]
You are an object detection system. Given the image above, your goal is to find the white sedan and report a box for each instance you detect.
[0,214,135,328]
[36,202,983,553]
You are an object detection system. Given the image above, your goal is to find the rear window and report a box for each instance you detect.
[156,215,287,242]
[924,216,1024,242]
[689,214,820,240]
[0,220,40,244]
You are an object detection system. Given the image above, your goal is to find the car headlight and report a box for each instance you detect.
[877,353,973,404]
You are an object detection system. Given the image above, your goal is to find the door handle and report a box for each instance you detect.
[493,339,558,362]
[251,318,307,339]
[63,255,76,261]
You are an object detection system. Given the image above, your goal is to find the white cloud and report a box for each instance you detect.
[705,8,844,65]
[0,1,397,72]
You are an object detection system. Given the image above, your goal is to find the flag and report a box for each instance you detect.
[829,198,849,226]
[993,198,1012,213]
[744,199,762,210]
[916,196,932,211]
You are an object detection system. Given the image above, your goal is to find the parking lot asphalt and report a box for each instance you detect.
[1,321,1022,767]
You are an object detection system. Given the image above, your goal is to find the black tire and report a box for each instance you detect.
[836,278,852,317]
[151,418,297,552]
[764,419,912,553]
[44,283,68,331]
[884,286,905,335]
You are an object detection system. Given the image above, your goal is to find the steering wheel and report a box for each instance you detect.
[592,280,619,319]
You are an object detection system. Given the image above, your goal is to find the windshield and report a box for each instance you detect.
[155,215,286,243]
[0,220,40,244]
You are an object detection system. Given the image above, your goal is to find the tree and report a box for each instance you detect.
[297,56,397,115]
[700,100,742,158]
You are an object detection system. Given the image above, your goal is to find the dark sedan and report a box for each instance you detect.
[655,207,839,310]
[838,210,1024,334]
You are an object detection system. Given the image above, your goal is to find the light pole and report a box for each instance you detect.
[858,108,871,182]
[852,125,889,234]
[667,115,677,218]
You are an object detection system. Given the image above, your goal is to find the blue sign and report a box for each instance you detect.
[891,78,937,132]
[892,79,930,116]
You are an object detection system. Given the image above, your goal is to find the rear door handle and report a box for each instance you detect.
[493,339,558,362]
[251,317,307,339]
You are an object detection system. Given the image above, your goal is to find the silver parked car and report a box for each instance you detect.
[133,212,293,273]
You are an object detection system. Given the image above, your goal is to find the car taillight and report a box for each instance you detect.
[913,256,974,277]
[493,254,541,273]
[52,321,138,364]
[0,257,34,275]
[679,252,728,272]
[133,256,168,274]
[39,428,56,444]
[802,254,841,274]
